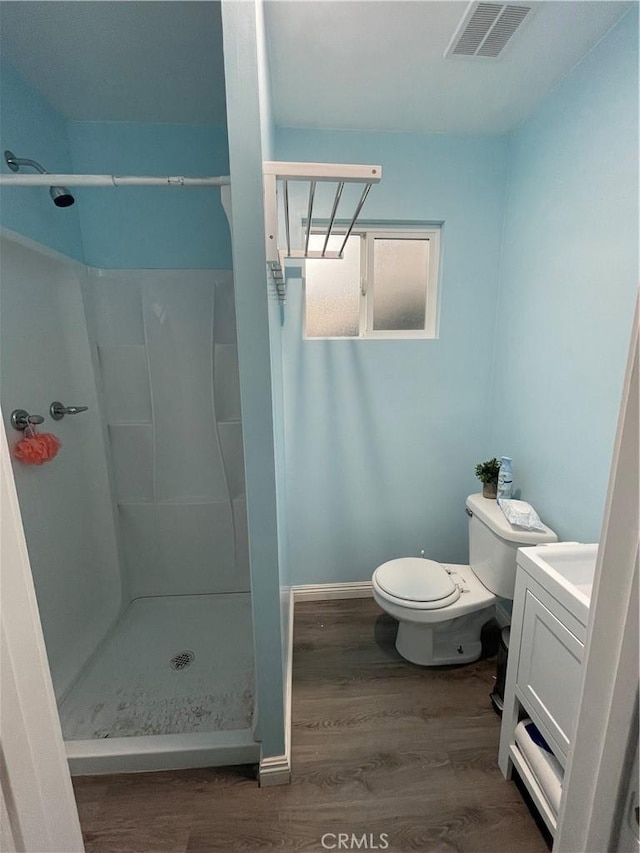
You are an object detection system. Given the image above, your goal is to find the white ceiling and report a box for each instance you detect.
[265,0,633,134]
[0,1,632,133]
[0,1,227,125]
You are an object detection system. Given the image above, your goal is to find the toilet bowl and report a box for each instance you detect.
[372,494,557,666]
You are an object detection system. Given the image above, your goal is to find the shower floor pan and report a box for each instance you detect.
[60,593,259,774]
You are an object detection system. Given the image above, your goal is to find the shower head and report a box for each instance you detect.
[49,185,75,207]
[4,149,76,207]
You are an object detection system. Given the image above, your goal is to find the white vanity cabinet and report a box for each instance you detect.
[498,543,597,836]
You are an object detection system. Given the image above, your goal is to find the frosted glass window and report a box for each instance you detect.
[305,235,360,338]
[372,239,429,331]
[303,226,440,339]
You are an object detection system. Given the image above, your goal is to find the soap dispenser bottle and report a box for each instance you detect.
[497,457,513,501]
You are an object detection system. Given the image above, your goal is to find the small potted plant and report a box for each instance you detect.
[475,457,501,499]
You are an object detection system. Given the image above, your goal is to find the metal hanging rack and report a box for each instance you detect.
[263,161,382,303]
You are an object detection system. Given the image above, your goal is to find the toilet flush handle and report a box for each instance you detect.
[465,507,473,517]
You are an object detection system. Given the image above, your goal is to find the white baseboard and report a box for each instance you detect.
[258,588,294,788]
[258,752,291,787]
[284,587,293,771]
[292,581,373,602]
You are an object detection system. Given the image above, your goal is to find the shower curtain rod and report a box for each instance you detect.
[0,173,230,187]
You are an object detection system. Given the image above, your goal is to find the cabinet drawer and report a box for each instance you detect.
[517,589,585,759]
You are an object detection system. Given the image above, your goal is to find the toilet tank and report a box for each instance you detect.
[466,493,557,599]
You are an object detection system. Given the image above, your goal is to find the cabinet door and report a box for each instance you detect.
[516,589,584,760]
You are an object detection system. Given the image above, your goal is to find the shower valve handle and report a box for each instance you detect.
[50,401,89,420]
[10,410,45,431]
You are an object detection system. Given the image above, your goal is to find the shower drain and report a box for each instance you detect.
[170,650,195,670]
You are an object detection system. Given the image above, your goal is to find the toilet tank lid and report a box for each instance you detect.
[466,493,558,545]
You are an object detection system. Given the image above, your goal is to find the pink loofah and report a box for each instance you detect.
[14,431,61,465]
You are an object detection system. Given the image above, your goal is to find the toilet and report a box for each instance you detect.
[372,493,557,666]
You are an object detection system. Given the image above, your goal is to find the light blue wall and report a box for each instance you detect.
[67,121,231,269]
[256,0,293,696]
[270,291,291,669]
[222,0,286,760]
[0,59,232,270]
[489,9,639,542]
[0,59,83,261]
[275,129,508,584]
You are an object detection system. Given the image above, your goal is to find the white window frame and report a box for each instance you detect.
[303,226,441,341]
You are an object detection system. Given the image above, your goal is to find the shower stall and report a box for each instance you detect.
[0,220,259,772]
[0,86,264,774]
[0,0,272,775]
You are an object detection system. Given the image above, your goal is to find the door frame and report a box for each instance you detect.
[0,417,84,852]
[555,299,639,852]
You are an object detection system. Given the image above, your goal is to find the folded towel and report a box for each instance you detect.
[514,719,563,814]
[499,498,546,532]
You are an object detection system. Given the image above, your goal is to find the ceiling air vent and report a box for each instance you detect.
[445,2,533,59]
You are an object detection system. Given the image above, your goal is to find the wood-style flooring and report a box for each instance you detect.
[73,598,549,852]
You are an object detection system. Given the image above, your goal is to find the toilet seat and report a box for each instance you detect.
[373,558,461,610]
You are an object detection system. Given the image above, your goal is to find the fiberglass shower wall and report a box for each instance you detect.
[0,234,123,701]
[69,119,250,600]
[84,267,249,601]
